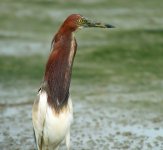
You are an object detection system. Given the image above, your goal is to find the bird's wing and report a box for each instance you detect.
[32,89,48,149]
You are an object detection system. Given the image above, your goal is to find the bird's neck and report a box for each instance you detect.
[44,31,77,112]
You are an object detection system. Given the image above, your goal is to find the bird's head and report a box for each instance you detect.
[60,14,115,32]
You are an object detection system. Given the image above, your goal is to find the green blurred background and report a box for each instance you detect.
[0,0,163,149]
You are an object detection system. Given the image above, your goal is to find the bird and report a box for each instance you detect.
[32,14,114,150]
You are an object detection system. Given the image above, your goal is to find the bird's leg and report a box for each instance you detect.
[66,130,71,150]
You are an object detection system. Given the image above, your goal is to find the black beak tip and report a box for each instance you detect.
[106,24,115,28]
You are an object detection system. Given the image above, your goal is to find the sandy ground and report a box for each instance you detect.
[0,87,163,150]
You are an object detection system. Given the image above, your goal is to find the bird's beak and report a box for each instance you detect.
[83,19,115,28]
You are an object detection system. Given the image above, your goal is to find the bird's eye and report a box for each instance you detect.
[77,18,86,25]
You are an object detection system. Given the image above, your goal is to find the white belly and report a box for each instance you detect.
[44,102,73,145]
[32,91,73,149]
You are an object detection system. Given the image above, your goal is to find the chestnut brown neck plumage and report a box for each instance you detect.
[44,26,77,112]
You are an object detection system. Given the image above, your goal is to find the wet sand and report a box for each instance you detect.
[1,91,163,150]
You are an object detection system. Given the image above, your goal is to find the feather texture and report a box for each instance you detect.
[32,90,73,150]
